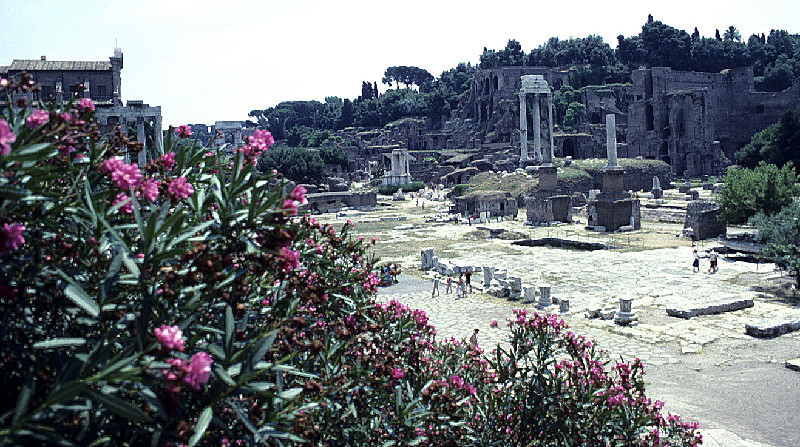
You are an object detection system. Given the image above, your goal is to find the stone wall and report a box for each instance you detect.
[685,200,726,240]
[454,191,517,218]
[302,191,377,214]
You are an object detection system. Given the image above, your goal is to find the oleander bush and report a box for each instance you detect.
[0,75,701,446]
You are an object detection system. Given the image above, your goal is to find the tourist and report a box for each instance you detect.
[692,248,700,273]
[469,328,479,349]
[708,249,719,273]
[432,274,440,297]
[465,270,472,293]
[457,273,465,299]
[445,275,453,294]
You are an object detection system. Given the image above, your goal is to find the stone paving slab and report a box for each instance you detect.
[786,358,800,372]
[746,312,800,338]
[700,429,775,447]
[666,297,754,319]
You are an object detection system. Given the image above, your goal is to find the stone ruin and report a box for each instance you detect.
[453,191,517,219]
[684,200,726,240]
[382,148,412,186]
[586,114,641,232]
[518,75,554,167]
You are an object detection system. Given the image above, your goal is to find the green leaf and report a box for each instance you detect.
[12,375,32,423]
[56,275,99,317]
[224,305,234,362]
[188,407,213,447]
[84,388,152,423]
[33,338,87,349]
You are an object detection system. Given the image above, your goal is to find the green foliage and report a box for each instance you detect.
[736,110,800,168]
[564,102,586,130]
[552,86,582,127]
[378,184,400,195]
[400,181,425,192]
[718,162,800,224]
[752,201,800,287]
[319,143,349,169]
[382,66,434,91]
[257,145,324,184]
[451,183,470,196]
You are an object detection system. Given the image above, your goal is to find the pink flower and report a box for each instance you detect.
[289,185,308,204]
[113,193,133,214]
[111,163,143,190]
[141,178,160,202]
[278,246,300,271]
[76,97,95,112]
[490,320,498,328]
[99,157,125,175]
[184,352,213,390]
[1,223,26,252]
[154,325,186,351]
[392,368,404,379]
[175,125,192,138]
[248,129,274,153]
[160,152,176,170]
[0,119,16,156]
[283,199,298,215]
[26,109,50,130]
[168,176,194,200]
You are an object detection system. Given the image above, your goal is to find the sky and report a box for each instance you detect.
[1,0,797,127]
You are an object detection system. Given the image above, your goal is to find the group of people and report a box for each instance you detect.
[692,247,719,273]
[431,270,472,299]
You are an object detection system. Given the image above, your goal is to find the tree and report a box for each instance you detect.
[382,66,433,90]
[258,145,325,184]
[717,162,800,224]
[564,102,586,130]
[751,201,800,287]
[736,110,800,168]
[723,26,741,42]
[320,143,349,169]
[339,98,354,128]
[497,39,526,66]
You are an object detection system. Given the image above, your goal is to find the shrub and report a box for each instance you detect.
[451,183,470,196]
[378,184,400,195]
[400,181,425,192]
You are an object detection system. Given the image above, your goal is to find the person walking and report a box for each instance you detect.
[469,328,479,349]
[692,248,700,273]
[457,274,465,299]
[432,274,440,297]
[708,249,719,273]
[465,270,472,293]
[445,276,453,294]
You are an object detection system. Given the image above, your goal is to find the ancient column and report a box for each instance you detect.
[519,92,528,166]
[532,94,542,164]
[137,118,147,167]
[120,116,130,164]
[605,114,618,169]
[154,115,164,156]
[547,93,555,165]
[537,284,552,307]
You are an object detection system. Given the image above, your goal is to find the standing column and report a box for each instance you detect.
[154,115,164,156]
[519,91,528,166]
[120,117,130,164]
[547,93,555,164]
[605,114,618,169]
[137,118,147,167]
[532,93,542,163]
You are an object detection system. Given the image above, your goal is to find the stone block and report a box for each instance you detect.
[745,312,800,338]
[523,286,537,303]
[786,358,800,372]
[666,297,754,319]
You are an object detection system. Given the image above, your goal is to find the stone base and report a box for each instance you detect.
[614,312,638,325]
[745,312,800,338]
[602,167,624,194]
[667,297,754,319]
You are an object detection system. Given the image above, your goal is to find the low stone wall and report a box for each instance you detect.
[302,191,377,213]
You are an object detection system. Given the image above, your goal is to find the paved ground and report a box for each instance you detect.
[327,194,800,446]
[375,247,800,447]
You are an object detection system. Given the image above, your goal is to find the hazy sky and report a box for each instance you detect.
[1,0,796,127]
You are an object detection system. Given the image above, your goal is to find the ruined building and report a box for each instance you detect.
[628,66,800,176]
[2,49,164,159]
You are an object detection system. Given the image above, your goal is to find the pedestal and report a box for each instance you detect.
[614,297,638,325]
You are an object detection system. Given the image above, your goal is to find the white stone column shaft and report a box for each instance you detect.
[533,93,541,163]
[154,115,164,156]
[519,92,528,165]
[137,119,147,167]
[547,93,554,164]
[605,114,618,169]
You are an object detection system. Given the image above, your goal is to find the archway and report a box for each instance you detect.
[563,138,576,158]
